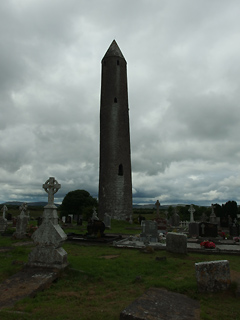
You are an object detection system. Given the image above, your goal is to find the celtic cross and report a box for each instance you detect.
[42,177,61,205]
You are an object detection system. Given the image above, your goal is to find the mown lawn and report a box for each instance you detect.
[0,223,240,319]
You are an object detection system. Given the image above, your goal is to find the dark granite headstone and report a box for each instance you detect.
[220,216,229,228]
[229,223,239,237]
[199,222,218,237]
[189,222,199,238]
[65,216,72,224]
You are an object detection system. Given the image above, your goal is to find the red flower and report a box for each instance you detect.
[200,240,215,249]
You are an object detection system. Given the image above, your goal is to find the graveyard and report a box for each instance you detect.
[1,196,240,319]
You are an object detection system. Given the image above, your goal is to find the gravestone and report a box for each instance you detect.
[104,212,111,229]
[140,220,158,243]
[170,208,180,226]
[195,260,231,292]
[65,215,72,224]
[188,204,195,222]
[92,207,99,221]
[189,222,199,238]
[27,177,68,270]
[155,200,160,218]
[209,204,217,223]
[13,203,29,239]
[166,232,187,254]
[199,222,218,237]
[220,216,229,228]
[0,205,8,233]
[200,212,207,222]
[229,220,239,237]
[155,218,167,231]
[77,215,83,225]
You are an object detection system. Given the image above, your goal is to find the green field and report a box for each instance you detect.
[0,219,240,320]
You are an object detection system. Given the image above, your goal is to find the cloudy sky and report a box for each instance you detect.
[1,0,240,206]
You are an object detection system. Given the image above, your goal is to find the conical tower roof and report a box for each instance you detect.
[102,40,125,61]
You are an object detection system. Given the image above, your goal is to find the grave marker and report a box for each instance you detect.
[27,177,68,270]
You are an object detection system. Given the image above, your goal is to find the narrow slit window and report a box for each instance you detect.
[117,60,119,65]
[114,97,117,103]
[118,164,123,176]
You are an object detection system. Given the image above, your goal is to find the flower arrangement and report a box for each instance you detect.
[200,240,216,249]
[219,231,226,239]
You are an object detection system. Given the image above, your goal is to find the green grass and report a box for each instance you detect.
[1,225,240,319]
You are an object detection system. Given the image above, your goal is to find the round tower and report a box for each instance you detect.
[98,40,132,221]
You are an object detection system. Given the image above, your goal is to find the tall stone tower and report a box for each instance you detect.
[98,40,132,221]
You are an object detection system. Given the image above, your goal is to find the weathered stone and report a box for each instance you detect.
[166,232,187,254]
[13,216,29,239]
[0,217,8,233]
[13,203,29,239]
[140,220,158,243]
[98,40,132,221]
[120,288,200,320]
[27,177,68,270]
[195,260,231,292]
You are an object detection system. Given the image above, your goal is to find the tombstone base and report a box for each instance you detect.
[27,246,68,270]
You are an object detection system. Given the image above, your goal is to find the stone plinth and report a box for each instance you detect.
[195,260,231,292]
[166,232,187,254]
[28,205,68,269]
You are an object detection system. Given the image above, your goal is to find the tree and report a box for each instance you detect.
[223,200,238,221]
[60,190,98,221]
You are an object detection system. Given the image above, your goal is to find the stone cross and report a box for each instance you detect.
[43,177,61,205]
[1,205,8,219]
[19,203,27,213]
[188,204,195,222]
[155,200,160,217]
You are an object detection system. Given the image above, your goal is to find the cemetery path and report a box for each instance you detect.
[0,267,60,309]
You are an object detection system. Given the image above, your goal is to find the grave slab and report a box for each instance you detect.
[120,288,200,320]
[0,267,61,309]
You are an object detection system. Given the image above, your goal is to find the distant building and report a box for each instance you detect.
[98,40,132,221]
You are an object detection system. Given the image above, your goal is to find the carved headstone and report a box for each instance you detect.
[0,205,8,233]
[195,260,231,292]
[27,177,68,270]
[13,203,29,239]
[209,204,217,223]
[140,220,158,243]
[188,205,195,223]
[104,213,111,229]
[170,208,180,227]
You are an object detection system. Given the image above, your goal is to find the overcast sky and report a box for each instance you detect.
[1,0,240,207]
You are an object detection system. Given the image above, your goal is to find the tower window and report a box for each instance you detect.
[118,164,123,176]
[117,60,119,65]
[114,97,117,103]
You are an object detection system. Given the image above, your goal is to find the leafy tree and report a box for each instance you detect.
[60,190,98,221]
[212,203,223,217]
[223,200,238,221]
